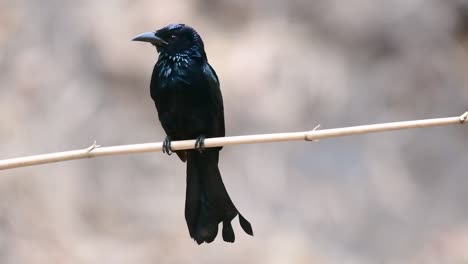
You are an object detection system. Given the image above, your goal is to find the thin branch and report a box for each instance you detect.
[0,112,466,171]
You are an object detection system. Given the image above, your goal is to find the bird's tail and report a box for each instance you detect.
[185,149,253,244]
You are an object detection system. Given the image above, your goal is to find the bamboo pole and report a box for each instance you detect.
[0,112,466,171]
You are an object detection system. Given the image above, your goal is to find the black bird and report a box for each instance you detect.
[132,24,253,244]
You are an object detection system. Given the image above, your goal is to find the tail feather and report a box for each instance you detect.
[222,220,235,243]
[239,213,253,236]
[185,149,253,244]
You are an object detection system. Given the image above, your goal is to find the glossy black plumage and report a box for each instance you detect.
[133,24,253,244]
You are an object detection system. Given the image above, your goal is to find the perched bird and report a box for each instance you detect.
[132,24,253,244]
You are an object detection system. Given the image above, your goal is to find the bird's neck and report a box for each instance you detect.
[159,53,191,64]
[155,53,201,80]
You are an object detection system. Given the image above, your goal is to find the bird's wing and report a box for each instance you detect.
[203,63,225,137]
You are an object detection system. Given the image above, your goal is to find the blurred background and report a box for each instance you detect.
[0,0,467,263]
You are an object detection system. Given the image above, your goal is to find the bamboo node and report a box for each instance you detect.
[305,124,321,141]
[459,111,468,124]
[86,141,101,157]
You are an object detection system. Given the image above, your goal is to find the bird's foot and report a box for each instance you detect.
[194,135,206,153]
[162,136,173,155]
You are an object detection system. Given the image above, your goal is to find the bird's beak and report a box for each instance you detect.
[132,32,167,45]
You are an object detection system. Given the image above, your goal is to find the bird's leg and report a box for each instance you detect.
[162,136,173,155]
[194,135,206,153]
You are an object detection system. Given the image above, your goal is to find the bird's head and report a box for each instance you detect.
[132,24,206,59]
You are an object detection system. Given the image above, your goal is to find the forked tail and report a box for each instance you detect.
[185,149,253,244]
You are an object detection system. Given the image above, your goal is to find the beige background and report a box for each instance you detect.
[0,0,468,263]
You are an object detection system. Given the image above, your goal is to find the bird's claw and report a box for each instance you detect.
[194,135,206,153]
[162,136,173,155]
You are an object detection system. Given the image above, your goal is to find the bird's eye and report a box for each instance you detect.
[170,34,177,40]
